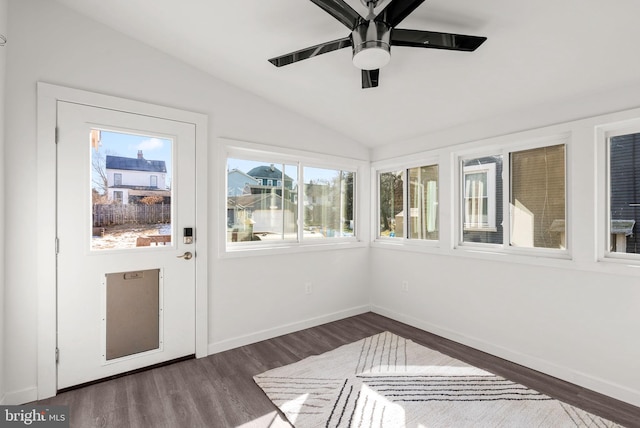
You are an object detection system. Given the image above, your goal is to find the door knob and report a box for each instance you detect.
[177,251,193,260]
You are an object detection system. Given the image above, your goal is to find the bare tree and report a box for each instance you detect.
[92,149,109,197]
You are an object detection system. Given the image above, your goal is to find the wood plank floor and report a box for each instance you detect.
[38,312,640,427]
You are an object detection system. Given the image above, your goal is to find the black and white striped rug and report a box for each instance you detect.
[254,332,622,427]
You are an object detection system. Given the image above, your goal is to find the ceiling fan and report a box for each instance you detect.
[269,0,487,88]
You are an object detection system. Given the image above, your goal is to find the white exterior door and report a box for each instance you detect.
[56,101,197,390]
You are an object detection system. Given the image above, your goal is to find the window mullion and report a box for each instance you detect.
[297,163,303,243]
[403,169,409,240]
[503,149,511,249]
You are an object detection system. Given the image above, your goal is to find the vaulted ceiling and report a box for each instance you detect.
[54,0,640,147]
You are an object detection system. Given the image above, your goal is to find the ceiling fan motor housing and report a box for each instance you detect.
[351,20,391,70]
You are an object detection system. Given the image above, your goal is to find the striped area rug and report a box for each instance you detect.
[254,332,622,427]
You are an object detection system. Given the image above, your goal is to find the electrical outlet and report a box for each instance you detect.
[305,282,313,294]
[401,281,409,293]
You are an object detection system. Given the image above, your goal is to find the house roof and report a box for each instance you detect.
[228,168,260,183]
[247,165,293,181]
[106,155,167,173]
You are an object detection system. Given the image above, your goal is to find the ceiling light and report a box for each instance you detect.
[352,21,391,70]
[352,44,391,70]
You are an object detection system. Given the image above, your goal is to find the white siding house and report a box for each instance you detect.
[227,169,259,196]
[106,151,169,204]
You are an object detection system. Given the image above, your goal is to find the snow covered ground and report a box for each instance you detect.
[91,224,171,250]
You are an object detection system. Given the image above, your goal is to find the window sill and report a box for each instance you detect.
[463,226,498,232]
[221,238,367,258]
[372,239,574,267]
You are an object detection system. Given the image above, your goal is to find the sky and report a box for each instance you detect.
[94,130,173,189]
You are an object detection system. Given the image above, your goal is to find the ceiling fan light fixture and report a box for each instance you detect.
[352,43,391,70]
[351,20,391,70]
[269,0,487,88]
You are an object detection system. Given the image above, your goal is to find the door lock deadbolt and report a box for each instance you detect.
[183,227,193,244]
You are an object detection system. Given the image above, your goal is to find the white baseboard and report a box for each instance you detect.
[208,305,371,355]
[371,305,640,408]
[2,387,38,405]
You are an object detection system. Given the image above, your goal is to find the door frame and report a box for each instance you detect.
[36,82,208,399]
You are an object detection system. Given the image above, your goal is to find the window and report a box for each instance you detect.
[227,158,298,243]
[150,175,158,188]
[114,173,122,186]
[510,144,565,249]
[460,143,566,251]
[462,156,502,244]
[608,132,640,255]
[379,170,404,238]
[303,167,354,238]
[113,191,123,204]
[378,164,439,241]
[408,165,439,240]
[226,154,357,248]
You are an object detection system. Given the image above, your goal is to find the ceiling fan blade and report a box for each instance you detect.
[391,29,487,51]
[309,0,363,29]
[269,37,352,67]
[362,69,379,89]
[375,0,426,27]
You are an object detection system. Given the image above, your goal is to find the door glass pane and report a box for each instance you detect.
[510,144,565,249]
[303,167,355,239]
[227,158,298,243]
[408,165,439,240]
[90,129,173,250]
[609,133,640,254]
[379,170,404,238]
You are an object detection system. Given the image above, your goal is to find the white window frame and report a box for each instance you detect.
[462,162,496,231]
[373,155,440,246]
[114,172,122,186]
[220,140,367,257]
[376,167,406,240]
[597,119,640,263]
[150,175,158,188]
[455,135,569,257]
[406,164,439,241]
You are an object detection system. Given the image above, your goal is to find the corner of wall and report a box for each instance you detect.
[370,304,640,408]
[208,305,371,355]
[0,0,9,407]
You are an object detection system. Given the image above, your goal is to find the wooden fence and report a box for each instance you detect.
[93,204,171,227]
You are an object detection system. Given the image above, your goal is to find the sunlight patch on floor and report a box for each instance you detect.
[235,411,290,428]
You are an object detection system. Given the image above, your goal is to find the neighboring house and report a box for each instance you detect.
[245,164,296,202]
[227,168,260,196]
[303,181,336,230]
[227,193,295,241]
[246,164,291,189]
[610,133,640,252]
[462,155,504,245]
[227,164,298,235]
[106,150,170,204]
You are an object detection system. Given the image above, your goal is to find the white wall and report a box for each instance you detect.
[0,0,7,406]
[370,111,640,407]
[4,0,370,403]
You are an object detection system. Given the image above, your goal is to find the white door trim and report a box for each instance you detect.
[36,82,208,399]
